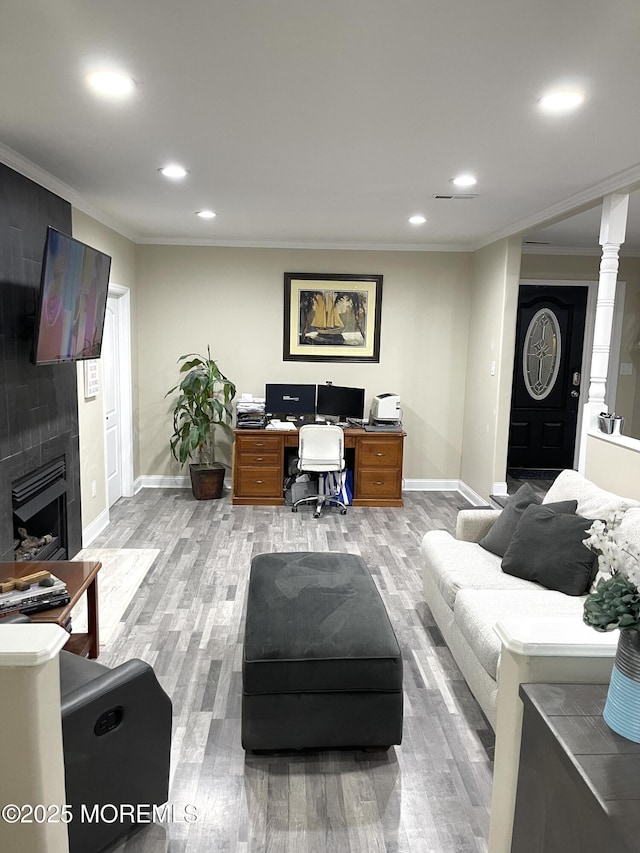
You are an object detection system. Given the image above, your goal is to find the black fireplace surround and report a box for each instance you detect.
[0,163,82,563]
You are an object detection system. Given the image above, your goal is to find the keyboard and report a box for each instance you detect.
[364,424,403,433]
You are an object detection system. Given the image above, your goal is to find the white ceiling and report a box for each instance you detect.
[1,0,639,252]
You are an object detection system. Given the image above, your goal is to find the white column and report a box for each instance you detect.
[578,192,628,471]
[0,624,70,853]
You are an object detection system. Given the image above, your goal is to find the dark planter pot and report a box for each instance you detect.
[189,463,225,500]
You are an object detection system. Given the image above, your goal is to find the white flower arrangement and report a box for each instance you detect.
[583,511,640,587]
[583,511,640,632]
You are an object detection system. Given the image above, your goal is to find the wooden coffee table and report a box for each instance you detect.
[0,561,102,658]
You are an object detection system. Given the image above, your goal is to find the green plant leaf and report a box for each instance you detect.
[166,349,236,467]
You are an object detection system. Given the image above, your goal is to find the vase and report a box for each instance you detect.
[603,628,640,743]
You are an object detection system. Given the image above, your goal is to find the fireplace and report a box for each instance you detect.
[12,458,68,561]
[0,432,82,563]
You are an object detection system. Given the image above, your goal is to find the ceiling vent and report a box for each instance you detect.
[432,193,479,200]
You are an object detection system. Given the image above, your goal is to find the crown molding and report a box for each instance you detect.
[0,142,140,243]
[136,236,472,252]
[474,161,640,252]
[522,244,602,256]
[2,140,639,255]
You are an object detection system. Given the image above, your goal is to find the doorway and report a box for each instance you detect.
[103,284,133,507]
[507,284,589,473]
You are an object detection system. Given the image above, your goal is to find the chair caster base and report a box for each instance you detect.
[340,508,347,515]
[313,512,320,519]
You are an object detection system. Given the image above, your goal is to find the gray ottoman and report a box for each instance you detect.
[241,551,403,750]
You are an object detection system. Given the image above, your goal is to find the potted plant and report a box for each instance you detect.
[166,348,236,500]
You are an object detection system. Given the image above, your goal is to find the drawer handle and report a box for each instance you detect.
[375,452,385,457]
[255,456,265,461]
[254,442,265,447]
[373,480,384,486]
[254,479,264,484]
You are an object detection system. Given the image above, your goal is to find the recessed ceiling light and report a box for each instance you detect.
[86,70,135,99]
[451,174,477,188]
[538,89,585,113]
[159,165,189,179]
[196,210,216,219]
[409,215,426,225]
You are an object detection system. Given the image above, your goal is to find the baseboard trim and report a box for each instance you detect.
[403,478,488,506]
[82,508,110,547]
[456,481,489,507]
[139,475,191,488]
[404,478,460,492]
[492,480,508,497]
[137,475,233,490]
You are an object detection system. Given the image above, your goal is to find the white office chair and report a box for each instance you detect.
[291,424,348,518]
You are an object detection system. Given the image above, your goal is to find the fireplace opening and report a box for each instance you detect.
[12,458,68,561]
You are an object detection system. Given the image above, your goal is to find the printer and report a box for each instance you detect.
[369,393,401,423]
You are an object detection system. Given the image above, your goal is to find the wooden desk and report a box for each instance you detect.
[232,427,405,507]
[511,683,640,853]
[1,561,101,658]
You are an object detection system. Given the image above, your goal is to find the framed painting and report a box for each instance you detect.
[283,273,383,362]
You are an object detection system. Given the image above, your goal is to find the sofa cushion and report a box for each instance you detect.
[454,588,587,679]
[420,530,545,610]
[501,504,597,595]
[479,482,541,557]
[543,469,640,518]
[618,507,640,551]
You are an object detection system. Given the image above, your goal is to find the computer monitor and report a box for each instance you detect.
[316,384,365,421]
[265,383,316,418]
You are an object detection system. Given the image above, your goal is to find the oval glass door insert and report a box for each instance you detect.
[523,308,561,400]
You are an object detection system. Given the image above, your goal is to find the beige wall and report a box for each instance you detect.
[135,245,472,481]
[71,210,138,532]
[459,238,521,500]
[584,433,640,500]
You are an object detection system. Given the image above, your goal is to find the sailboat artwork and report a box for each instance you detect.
[299,289,367,347]
[284,273,383,363]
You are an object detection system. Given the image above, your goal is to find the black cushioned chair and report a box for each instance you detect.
[2,614,172,853]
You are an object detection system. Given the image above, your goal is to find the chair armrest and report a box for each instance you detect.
[61,658,170,718]
[60,658,172,851]
[456,509,501,542]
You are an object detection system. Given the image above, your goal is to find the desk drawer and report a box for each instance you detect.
[357,468,402,500]
[235,466,282,498]
[237,451,280,467]
[358,438,403,468]
[235,435,282,453]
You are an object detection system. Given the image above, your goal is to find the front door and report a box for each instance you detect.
[507,285,587,471]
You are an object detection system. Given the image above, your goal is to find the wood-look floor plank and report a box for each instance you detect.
[95,489,492,852]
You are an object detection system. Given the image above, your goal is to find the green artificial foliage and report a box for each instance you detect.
[166,348,236,466]
[583,573,640,632]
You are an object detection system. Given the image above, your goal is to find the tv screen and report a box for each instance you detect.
[32,227,111,364]
[265,383,316,417]
[316,384,365,421]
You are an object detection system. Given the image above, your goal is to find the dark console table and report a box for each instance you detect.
[512,682,640,853]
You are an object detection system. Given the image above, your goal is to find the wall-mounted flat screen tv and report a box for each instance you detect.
[31,227,111,364]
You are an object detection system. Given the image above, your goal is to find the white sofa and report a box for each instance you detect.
[421,468,640,729]
[421,469,640,853]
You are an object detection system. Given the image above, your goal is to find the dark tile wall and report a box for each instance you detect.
[0,163,82,562]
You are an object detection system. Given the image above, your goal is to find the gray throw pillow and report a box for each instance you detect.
[479,483,542,557]
[501,503,597,596]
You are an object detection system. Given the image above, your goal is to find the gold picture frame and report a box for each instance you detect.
[283,273,383,362]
